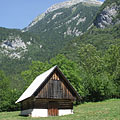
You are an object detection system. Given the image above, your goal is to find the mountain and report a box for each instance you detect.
[21,0,102,60]
[0,0,102,87]
[24,0,102,32]
[1,0,120,111]
[0,0,102,61]
[62,0,120,61]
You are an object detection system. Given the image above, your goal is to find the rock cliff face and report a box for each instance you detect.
[94,3,120,28]
[0,35,29,59]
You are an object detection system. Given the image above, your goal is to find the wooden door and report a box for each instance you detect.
[48,102,58,116]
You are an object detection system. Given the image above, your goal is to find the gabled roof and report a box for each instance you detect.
[16,65,81,103]
[16,66,57,103]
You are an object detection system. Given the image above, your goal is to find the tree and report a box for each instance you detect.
[0,70,20,111]
[77,44,117,101]
[78,44,104,75]
[21,61,50,90]
[0,70,11,111]
[104,45,120,97]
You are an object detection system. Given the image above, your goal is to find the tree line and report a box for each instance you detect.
[0,43,120,111]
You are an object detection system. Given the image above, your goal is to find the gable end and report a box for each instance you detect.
[34,67,80,101]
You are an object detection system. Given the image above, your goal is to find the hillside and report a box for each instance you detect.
[0,0,120,113]
[23,0,101,60]
[63,0,120,61]
[0,0,102,87]
[0,99,120,120]
[63,24,120,61]
[0,0,119,92]
[0,0,102,61]
[61,0,120,101]
[0,27,42,87]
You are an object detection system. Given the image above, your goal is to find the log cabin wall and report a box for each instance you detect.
[35,70,76,100]
[34,99,73,109]
[21,97,34,110]
[34,99,48,109]
[21,98,73,110]
[57,100,73,109]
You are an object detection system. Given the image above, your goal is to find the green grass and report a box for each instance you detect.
[0,99,120,120]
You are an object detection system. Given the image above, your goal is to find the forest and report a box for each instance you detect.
[0,43,120,112]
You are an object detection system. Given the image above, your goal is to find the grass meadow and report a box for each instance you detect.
[0,99,120,120]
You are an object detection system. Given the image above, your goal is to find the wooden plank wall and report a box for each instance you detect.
[21,97,34,110]
[58,101,73,109]
[21,98,73,110]
[34,99,73,109]
[36,71,75,100]
[34,99,48,109]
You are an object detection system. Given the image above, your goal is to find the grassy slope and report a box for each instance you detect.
[0,99,120,120]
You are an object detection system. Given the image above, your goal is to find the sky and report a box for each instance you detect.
[0,0,105,29]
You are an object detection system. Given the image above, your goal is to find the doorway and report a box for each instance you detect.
[48,101,58,116]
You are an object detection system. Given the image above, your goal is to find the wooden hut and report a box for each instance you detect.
[16,65,80,117]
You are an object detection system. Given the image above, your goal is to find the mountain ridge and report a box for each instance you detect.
[0,0,103,87]
[23,0,102,32]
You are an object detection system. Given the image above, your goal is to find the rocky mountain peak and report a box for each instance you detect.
[23,0,102,32]
[46,0,102,13]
